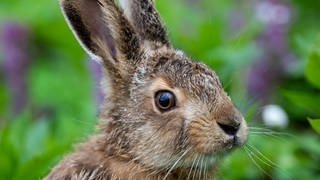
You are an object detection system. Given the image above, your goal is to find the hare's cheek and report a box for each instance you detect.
[130,123,180,167]
[188,119,228,154]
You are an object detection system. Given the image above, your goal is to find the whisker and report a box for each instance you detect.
[249,127,274,131]
[192,155,201,180]
[249,126,272,129]
[187,154,197,180]
[243,146,272,178]
[204,158,208,180]
[199,156,204,180]
[249,132,287,142]
[246,144,278,168]
[249,126,296,140]
[247,144,290,172]
[248,127,283,133]
[163,147,191,180]
[250,131,294,137]
[246,144,292,179]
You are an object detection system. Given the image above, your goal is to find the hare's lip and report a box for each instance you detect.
[222,136,241,151]
[233,135,245,146]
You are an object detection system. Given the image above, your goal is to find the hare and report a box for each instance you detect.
[47,0,249,179]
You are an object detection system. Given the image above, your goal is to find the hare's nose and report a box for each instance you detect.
[217,122,240,136]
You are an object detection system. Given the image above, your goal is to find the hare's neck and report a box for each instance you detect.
[63,135,217,179]
[105,157,218,180]
[93,133,219,179]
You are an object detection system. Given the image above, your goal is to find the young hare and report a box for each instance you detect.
[47,0,249,179]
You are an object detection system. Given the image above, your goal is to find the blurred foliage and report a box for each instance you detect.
[305,42,320,135]
[308,118,320,134]
[0,0,319,179]
[305,43,320,89]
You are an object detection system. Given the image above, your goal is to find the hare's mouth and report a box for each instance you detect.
[190,133,244,156]
[225,135,245,149]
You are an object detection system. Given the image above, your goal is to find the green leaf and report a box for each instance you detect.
[282,90,320,115]
[308,118,320,134]
[306,50,320,89]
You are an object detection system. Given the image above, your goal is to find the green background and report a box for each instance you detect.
[0,0,319,179]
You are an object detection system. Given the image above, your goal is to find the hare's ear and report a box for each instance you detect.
[60,0,140,71]
[120,0,170,48]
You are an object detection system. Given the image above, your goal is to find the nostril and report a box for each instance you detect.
[217,123,240,136]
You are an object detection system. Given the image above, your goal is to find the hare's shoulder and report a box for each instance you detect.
[46,135,109,179]
[46,135,159,179]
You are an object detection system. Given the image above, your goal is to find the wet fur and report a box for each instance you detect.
[47,0,248,179]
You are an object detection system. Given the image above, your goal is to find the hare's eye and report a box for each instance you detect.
[155,91,176,111]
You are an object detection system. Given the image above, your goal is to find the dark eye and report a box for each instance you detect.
[155,91,176,111]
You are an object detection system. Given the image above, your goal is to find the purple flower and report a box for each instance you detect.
[1,22,30,115]
[229,11,246,34]
[247,0,295,103]
[255,1,291,26]
[247,56,282,103]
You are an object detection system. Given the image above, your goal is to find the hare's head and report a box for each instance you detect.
[60,0,248,170]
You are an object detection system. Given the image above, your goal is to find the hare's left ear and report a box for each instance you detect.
[60,0,140,75]
[120,0,170,48]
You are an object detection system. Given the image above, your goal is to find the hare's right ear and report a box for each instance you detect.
[120,0,170,48]
[60,0,140,74]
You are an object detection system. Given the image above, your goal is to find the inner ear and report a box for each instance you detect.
[62,0,116,60]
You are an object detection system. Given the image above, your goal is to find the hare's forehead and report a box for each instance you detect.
[147,59,223,101]
[170,70,222,100]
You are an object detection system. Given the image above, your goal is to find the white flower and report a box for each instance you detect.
[262,104,289,128]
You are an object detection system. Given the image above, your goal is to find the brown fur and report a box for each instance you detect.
[47,0,249,179]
